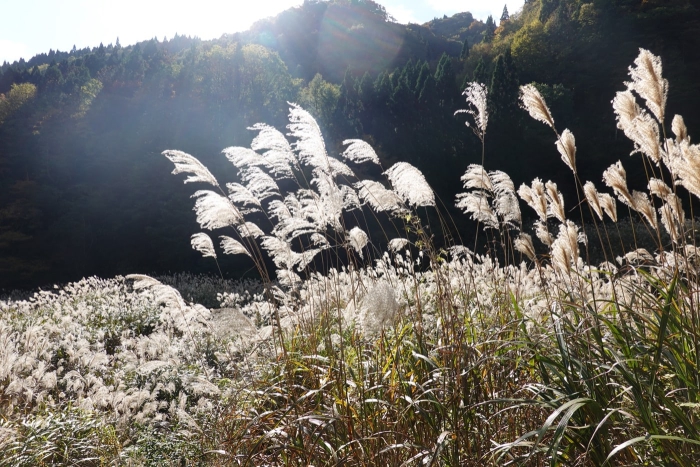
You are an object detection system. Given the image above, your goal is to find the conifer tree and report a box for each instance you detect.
[501,5,510,23]
[483,15,496,43]
[434,53,456,106]
[472,56,489,84]
[460,37,470,60]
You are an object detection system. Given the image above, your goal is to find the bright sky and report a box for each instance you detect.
[0,0,524,64]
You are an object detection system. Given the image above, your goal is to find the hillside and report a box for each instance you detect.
[1,0,699,290]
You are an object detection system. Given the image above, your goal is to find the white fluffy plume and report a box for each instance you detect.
[342,139,381,166]
[456,82,489,138]
[191,190,243,230]
[626,48,668,123]
[191,232,217,258]
[220,236,251,257]
[355,180,404,213]
[384,162,435,208]
[348,227,369,259]
[519,84,555,129]
[163,150,219,187]
[249,123,295,179]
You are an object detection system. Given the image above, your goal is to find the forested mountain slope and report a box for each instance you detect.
[0,0,698,289]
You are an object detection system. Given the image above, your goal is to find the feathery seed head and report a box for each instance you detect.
[545,181,566,223]
[355,180,404,213]
[456,82,489,138]
[672,115,688,142]
[631,190,658,229]
[348,227,369,259]
[191,233,217,258]
[191,190,243,230]
[626,48,668,123]
[535,219,553,246]
[648,178,672,199]
[220,236,251,257]
[514,233,536,261]
[603,161,634,208]
[384,162,435,208]
[455,191,499,229]
[342,139,381,166]
[518,178,548,221]
[461,164,493,191]
[388,238,410,252]
[520,84,555,129]
[163,150,219,187]
[556,129,576,173]
[583,181,604,220]
[599,193,618,222]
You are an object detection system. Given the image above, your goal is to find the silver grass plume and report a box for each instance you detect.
[341,139,381,165]
[625,106,663,163]
[461,164,493,191]
[220,236,251,257]
[163,150,219,187]
[240,166,280,201]
[267,198,293,222]
[518,179,548,221]
[514,233,536,261]
[545,181,566,223]
[631,190,658,229]
[583,181,604,220]
[455,82,488,139]
[659,197,685,243]
[449,245,474,259]
[237,221,264,239]
[648,178,672,198]
[612,90,640,131]
[191,233,217,258]
[603,161,635,208]
[672,115,688,142]
[191,190,243,230]
[384,162,435,208]
[600,193,618,222]
[355,180,404,213]
[222,146,271,173]
[348,227,369,259]
[340,185,361,211]
[551,220,585,274]
[648,178,684,241]
[273,216,318,242]
[226,183,262,213]
[490,170,521,227]
[519,84,555,129]
[535,220,554,246]
[249,123,295,179]
[555,129,576,173]
[309,170,344,232]
[669,141,700,200]
[287,103,354,178]
[388,238,410,252]
[626,48,668,123]
[455,191,499,229]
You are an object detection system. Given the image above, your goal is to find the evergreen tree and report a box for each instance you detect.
[460,37,470,60]
[472,56,489,85]
[434,53,456,106]
[489,48,519,121]
[483,15,496,42]
[501,5,510,23]
[414,61,431,95]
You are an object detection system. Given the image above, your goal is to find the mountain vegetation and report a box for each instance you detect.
[4,1,700,465]
[0,0,698,290]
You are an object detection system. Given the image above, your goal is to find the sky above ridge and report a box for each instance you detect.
[0,0,524,64]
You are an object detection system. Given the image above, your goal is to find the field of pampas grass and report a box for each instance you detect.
[2,49,700,465]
